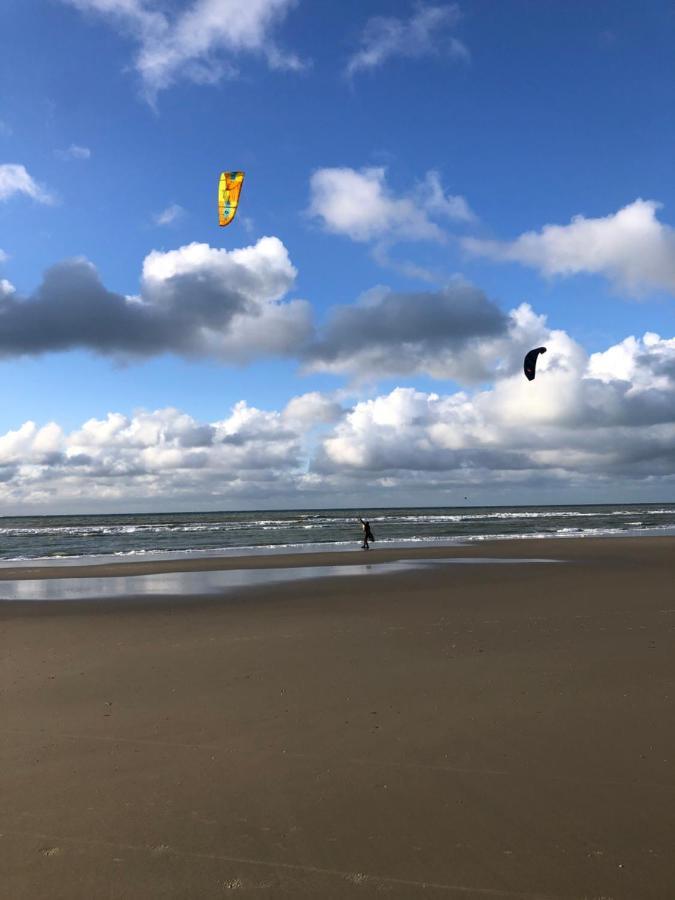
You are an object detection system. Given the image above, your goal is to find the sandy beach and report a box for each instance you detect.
[2,536,675,898]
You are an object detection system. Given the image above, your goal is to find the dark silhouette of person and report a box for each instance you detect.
[358,517,375,550]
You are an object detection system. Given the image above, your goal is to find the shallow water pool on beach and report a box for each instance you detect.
[0,557,560,602]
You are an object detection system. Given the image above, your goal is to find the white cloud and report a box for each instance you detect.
[464,199,675,297]
[3,321,675,509]
[153,203,185,226]
[141,235,296,301]
[0,279,15,297]
[55,144,92,161]
[0,248,9,263]
[0,404,306,508]
[61,0,304,100]
[346,3,469,78]
[315,325,675,487]
[421,170,475,223]
[309,166,441,243]
[282,392,345,428]
[0,236,312,363]
[0,120,12,137]
[0,164,54,204]
[0,421,64,466]
[0,230,569,388]
[308,166,473,245]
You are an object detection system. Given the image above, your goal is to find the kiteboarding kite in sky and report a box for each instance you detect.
[524,346,547,381]
[218,171,245,227]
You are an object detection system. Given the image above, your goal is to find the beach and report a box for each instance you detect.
[2,536,675,899]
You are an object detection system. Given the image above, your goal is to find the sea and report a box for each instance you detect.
[1,503,674,565]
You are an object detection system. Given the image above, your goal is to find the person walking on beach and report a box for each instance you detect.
[358,517,375,550]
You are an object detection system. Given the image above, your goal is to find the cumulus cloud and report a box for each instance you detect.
[0,164,54,204]
[308,166,474,245]
[346,3,469,78]
[3,323,675,509]
[61,0,304,100]
[55,144,91,161]
[315,325,675,487]
[282,392,345,427]
[304,282,509,381]
[0,404,307,509]
[0,236,312,362]
[464,199,675,297]
[153,203,185,226]
[0,229,546,385]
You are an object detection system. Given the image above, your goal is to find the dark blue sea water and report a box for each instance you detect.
[0,504,674,563]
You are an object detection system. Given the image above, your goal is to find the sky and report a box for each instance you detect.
[1,0,675,513]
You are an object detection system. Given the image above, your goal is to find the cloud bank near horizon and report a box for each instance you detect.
[2,322,674,510]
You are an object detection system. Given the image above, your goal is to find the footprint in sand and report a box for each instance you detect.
[221,879,273,891]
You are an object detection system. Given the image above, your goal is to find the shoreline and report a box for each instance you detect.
[0,532,672,582]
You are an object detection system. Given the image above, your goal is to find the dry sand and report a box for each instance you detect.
[2,536,675,898]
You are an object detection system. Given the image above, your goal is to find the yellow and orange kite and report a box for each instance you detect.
[218,171,245,227]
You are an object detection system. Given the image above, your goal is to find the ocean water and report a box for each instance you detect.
[0,504,674,564]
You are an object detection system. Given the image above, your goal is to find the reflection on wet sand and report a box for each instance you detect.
[0,557,559,602]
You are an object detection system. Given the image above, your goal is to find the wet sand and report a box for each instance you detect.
[1,534,672,580]
[2,537,675,898]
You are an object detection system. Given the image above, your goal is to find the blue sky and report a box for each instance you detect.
[1,0,675,512]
